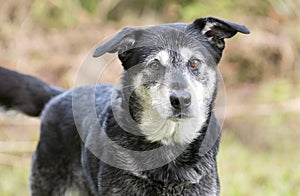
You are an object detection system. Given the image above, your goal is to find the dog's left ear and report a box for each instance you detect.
[191,17,250,50]
[93,27,143,57]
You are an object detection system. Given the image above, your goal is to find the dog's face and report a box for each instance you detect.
[117,31,219,145]
[94,17,249,145]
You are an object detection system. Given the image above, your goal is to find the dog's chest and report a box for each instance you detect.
[106,177,201,196]
[98,168,218,196]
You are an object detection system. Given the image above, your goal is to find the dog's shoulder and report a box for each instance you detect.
[40,84,115,139]
[41,84,115,118]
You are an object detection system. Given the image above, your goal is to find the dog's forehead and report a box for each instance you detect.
[136,26,193,49]
[137,26,210,57]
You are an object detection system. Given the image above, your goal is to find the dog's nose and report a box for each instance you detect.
[170,90,191,110]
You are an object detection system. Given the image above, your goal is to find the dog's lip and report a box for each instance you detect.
[168,113,193,120]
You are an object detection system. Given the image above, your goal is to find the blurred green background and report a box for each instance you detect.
[0,0,300,195]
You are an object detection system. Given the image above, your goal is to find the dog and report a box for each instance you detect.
[0,17,249,195]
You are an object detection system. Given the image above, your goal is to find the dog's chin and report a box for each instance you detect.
[139,110,204,146]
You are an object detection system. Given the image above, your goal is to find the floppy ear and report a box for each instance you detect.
[93,27,143,57]
[191,17,250,50]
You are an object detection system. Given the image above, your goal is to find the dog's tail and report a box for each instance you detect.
[0,67,64,117]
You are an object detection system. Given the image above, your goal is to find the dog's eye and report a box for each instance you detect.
[149,61,161,71]
[189,59,201,68]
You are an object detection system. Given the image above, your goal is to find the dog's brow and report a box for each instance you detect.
[180,47,193,61]
[180,47,206,62]
[155,50,169,65]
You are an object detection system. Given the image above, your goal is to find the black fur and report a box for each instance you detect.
[0,67,62,116]
[0,17,249,195]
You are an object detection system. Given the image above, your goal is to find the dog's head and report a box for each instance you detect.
[94,17,249,145]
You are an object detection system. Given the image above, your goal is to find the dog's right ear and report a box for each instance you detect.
[190,17,250,50]
[93,27,143,58]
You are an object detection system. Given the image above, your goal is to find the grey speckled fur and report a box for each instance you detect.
[0,17,249,196]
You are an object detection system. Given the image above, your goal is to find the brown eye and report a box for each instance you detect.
[189,59,201,68]
[149,61,160,71]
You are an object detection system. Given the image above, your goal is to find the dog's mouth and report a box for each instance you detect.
[167,112,193,121]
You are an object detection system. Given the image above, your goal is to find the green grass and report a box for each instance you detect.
[257,79,294,104]
[219,131,300,196]
[0,164,30,195]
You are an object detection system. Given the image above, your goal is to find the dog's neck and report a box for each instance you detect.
[104,102,220,183]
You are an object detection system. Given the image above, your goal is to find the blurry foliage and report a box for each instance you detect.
[180,0,272,21]
[228,54,265,83]
[181,1,234,21]
[219,130,300,195]
[22,0,300,84]
[79,0,98,14]
[0,166,29,195]
[27,0,276,24]
[31,0,79,28]
[5,0,299,25]
[258,79,293,103]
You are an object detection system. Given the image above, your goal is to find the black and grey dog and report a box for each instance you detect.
[0,17,249,195]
